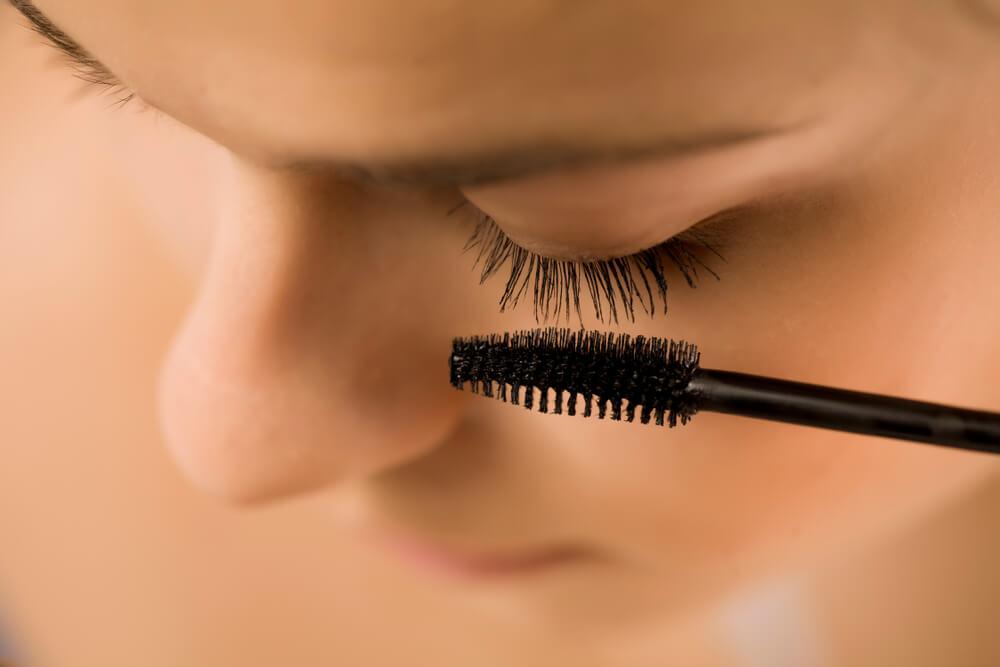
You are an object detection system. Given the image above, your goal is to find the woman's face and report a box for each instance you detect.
[18,0,1000,632]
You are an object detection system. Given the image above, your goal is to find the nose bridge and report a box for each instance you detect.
[155,157,465,505]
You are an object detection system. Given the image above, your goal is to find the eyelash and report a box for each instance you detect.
[453,201,726,326]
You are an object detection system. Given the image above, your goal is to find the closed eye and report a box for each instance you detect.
[452,200,729,326]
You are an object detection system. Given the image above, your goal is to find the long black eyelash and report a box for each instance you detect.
[452,201,724,326]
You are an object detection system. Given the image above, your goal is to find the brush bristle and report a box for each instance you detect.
[449,327,702,427]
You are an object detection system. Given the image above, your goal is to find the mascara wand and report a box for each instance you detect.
[449,328,1000,455]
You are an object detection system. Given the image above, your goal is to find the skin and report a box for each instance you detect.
[1,0,999,664]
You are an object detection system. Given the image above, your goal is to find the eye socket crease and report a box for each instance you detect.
[8,0,136,108]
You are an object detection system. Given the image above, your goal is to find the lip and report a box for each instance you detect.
[362,528,595,580]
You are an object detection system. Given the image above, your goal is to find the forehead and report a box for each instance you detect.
[36,0,855,166]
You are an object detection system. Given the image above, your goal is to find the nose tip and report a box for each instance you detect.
[155,306,464,505]
[155,318,313,505]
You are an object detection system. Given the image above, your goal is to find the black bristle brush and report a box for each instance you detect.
[449,327,1000,455]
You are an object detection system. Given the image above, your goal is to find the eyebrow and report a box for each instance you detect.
[9,0,797,188]
[9,0,108,74]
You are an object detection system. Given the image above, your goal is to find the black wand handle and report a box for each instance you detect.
[686,368,1000,455]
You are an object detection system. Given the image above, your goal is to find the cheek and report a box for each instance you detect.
[105,110,227,277]
[577,417,994,578]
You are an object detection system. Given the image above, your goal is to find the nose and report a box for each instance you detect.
[155,156,467,505]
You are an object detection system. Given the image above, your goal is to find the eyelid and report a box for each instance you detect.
[453,199,726,325]
[455,196,734,260]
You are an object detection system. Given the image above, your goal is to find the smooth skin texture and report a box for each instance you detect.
[1,0,999,665]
